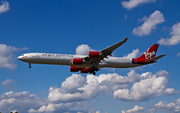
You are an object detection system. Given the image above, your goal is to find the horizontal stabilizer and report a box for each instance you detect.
[146,54,166,63]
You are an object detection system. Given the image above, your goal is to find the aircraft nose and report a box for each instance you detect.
[17,56,22,60]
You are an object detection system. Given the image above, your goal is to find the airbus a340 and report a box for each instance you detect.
[18,38,166,75]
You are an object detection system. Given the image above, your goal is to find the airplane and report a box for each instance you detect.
[17,38,166,75]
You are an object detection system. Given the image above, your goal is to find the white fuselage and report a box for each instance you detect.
[18,53,143,68]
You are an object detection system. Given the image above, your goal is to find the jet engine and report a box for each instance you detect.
[70,66,80,72]
[80,68,89,73]
[89,51,100,59]
[72,58,84,65]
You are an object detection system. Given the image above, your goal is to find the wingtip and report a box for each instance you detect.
[123,37,128,42]
[162,54,167,56]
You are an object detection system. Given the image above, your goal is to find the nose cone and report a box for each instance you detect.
[17,56,22,60]
[17,55,28,62]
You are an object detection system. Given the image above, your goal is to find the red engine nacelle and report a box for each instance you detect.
[89,51,100,59]
[80,68,89,73]
[72,58,83,65]
[70,66,80,72]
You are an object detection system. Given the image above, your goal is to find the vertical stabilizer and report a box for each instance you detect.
[133,44,159,64]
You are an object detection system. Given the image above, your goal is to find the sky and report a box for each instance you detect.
[0,0,180,113]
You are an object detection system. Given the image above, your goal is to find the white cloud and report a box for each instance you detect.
[132,10,164,36]
[48,71,141,103]
[0,44,27,69]
[158,22,180,45]
[149,98,180,113]
[0,91,45,113]
[177,52,180,57]
[113,71,178,101]
[1,78,16,89]
[0,70,178,113]
[0,44,18,69]
[155,70,169,77]
[29,102,98,113]
[164,88,178,96]
[177,98,180,105]
[122,105,144,113]
[140,72,153,80]
[0,1,10,13]
[28,102,80,113]
[61,74,85,94]
[121,0,156,10]
[48,70,177,103]
[0,91,89,113]
[76,44,95,55]
[86,109,100,113]
[1,78,15,86]
[0,91,87,113]
[122,48,140,59]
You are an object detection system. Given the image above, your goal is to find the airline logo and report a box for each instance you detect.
[144,50,156,60]
[22,56,27,58]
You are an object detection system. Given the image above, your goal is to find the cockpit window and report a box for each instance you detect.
[21,54,24,56]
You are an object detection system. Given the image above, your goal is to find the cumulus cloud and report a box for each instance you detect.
[163,88,178,96]
[0,91,91,113]
[28,102,82,113]
[48,70,177,103]
[0,1,10,13]
[121,0,156,10]
[0,44,18,69]
[0,70,177,113]
[0,91,45,113]
[0,44,27,69]
[88,109,101,113]
[113,71,178,102]
[60,74,85,94]
[48,71,142,103]
[1,78,16,89]
[177,98,180,105]
[155,70,169,77]
[1,78,15,86]
[122,105,144,113]
[122,48,140,59]
[29,102,100,113]
[158,22,180,45]
[76,44,95,55]
[149,98,180,113]
[132,10,164,36]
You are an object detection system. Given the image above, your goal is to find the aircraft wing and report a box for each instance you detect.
[84,38,128,66]
[100,38,128,56]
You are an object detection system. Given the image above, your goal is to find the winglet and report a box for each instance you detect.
[123,37,128,43]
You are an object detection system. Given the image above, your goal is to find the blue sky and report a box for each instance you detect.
[0,0,180,113]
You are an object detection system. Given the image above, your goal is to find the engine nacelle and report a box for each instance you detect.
[70,66,80,72]
[72,58,84,65]
[89,51,100,59]
[80,68,89,73]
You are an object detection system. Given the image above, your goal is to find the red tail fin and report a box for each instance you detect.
[133,44,159,64]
